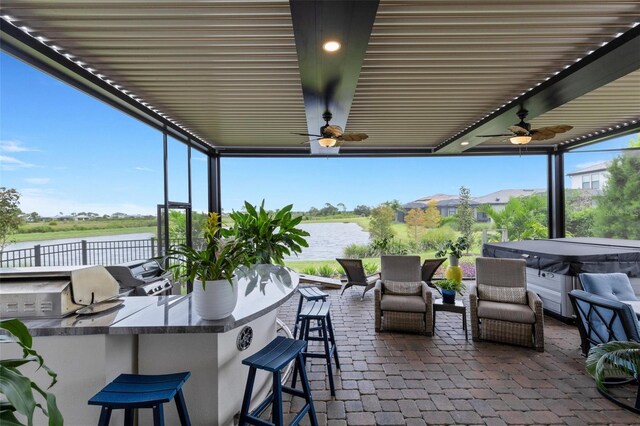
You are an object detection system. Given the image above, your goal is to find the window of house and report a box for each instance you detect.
[448,207,457,216]
[591,174,600,190]
[582,175,591,189]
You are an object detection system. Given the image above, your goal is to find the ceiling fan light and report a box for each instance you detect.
[319,137,337,147]
[510,135,532,145]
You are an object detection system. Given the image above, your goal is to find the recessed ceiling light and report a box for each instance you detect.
[323,41,341,52]
[461,141,469,146]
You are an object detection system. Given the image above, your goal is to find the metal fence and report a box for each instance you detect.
[0,238,158,268]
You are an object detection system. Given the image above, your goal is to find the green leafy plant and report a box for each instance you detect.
[585,341,640,394]
[300,266,318,276]
[435,236,470,259]
[363,261,379,275]
[0,318,63,426]
[164,212,248,287]
[434,278,466,293]
[316,264,337,278]
[222,201,309,265]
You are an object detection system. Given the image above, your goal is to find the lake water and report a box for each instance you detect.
[285,222,370,261]
[4,222,369,264]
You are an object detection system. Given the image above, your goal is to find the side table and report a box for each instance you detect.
[433,298,467,340]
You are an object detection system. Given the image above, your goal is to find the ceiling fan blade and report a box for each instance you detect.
[476,134,511,137]
[530,129,556,141]
[340,133,369,142]
[292,132,322,137]
[324,125,344,137]
[534,125,573,134]
[508,125,529,134]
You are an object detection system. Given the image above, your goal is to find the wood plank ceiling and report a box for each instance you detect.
[345,0,640,149]
[1,0,639,152]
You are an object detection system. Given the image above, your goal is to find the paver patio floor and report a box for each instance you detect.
[277,284,639,425]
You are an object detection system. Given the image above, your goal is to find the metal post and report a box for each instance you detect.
[548,152,566,239]
[34,245,41,267]
[162,130,170,257]
[151,237,155,258]
[208,154,221,215]
[81,240,88,265]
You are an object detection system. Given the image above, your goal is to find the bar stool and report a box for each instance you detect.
[293,299,340,396]
[239,336,317,426]
[293,287,328,339]
[88,372,191,426]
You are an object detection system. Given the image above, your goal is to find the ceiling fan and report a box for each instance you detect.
[476,107,573,145]
[294,110,369,147]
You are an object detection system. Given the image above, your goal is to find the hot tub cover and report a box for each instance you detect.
[482,238,640,277]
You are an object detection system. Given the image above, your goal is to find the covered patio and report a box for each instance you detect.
[1,1,640,425]
[278,285,639,425]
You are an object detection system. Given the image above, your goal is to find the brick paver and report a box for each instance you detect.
[279,285,639,425]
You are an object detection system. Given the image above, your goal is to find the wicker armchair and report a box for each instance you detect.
[470,257,544,351]
[374,255,435,335]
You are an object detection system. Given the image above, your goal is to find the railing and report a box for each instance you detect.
[0,238,157,268]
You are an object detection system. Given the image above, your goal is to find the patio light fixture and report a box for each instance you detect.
[319,137,337,147]
[323,41,341,52]
[510,135,532,145]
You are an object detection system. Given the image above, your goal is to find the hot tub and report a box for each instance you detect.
[482,238,640,321]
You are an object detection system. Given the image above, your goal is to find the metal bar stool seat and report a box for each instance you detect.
[292,299,340,396]
[239,336,318,426]
[293,287,328,339]
[88,372,191,426]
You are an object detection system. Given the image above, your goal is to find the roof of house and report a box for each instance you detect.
[567,160,611,176]
[473,189,546,205]
[404,188,546,209]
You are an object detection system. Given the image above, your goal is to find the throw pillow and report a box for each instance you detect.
[384,280,422,296]
[478,284,527,304]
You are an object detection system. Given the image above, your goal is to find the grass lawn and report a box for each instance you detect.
[11,226,156,242]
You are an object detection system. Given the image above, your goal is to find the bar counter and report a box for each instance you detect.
[11,266,299,426]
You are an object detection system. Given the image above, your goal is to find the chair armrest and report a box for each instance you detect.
[421,281,434,305]
[527,290,543,313]
[468,284,480,341]
[374,279,383,331]
[527,290,545,352]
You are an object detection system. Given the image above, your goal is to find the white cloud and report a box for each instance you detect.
[134,166,154,172]
[0,140,39,153]
[0,155,35,171]
[24,177,51,185]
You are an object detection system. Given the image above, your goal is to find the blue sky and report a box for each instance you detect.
[1,52,636,215]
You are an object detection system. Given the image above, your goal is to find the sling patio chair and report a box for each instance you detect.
[421,258,446,296]
[336,258,380,299]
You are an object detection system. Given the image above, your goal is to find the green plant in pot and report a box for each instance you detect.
[165,212,248,320]
[585,341,640,412]
[434,279,466,304]
[435,236,469,283]
[222,201,310,265]
[1,318,63,426]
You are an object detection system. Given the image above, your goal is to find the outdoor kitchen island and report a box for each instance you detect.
[11,266,299,426]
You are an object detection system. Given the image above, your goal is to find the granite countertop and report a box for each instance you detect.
[21,265,299,337]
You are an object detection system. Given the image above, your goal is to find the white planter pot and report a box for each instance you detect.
[193,276,238,320]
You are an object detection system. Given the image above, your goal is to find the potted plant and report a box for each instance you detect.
[165,212,248,320]
[222,201,310,265]
[434,279,466,304]
[435,236,470,283]
[585,341,640,412]
[1,318,63,426]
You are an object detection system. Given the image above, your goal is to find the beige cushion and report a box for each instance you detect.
[478,284,527,304]
[384,280,422,296]
[477,300,536,324]
[381,295,426,312]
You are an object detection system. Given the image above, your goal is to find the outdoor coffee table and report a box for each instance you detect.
[432,298,467,340]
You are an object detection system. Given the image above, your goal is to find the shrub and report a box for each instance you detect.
[420,226,457,250]
[363,261,379,275]
[459,260,476,278]
[343,243,372,258]
[48,221,58,226]
[316,264,337,277]
[300,266,317,276]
